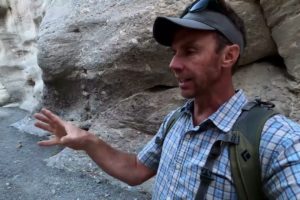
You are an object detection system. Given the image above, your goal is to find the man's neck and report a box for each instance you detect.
[192,87,235,126]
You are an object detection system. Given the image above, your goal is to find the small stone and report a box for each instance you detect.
[131,38,138,44]
[82,91,89,97]
[119,30,126,36]
[5,182,10,186]
[16,142,23,149]
[97,71,104,76]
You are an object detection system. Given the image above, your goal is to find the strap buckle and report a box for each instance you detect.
[242,97,275,111]
[200,167,214,183]
[155,137,163,145]
[254,97,275,109]
[229,131,240,144]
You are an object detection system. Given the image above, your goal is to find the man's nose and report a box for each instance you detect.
[169,55,183,71]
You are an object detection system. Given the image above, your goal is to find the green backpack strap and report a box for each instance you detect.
[155,108,182,146]
[165,109,182,137]
[229,100,278,200]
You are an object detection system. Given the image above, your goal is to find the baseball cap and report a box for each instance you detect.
[153,0,245,54]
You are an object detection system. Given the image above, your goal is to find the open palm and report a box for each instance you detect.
[34,108,89,150]
[34,108,68,146]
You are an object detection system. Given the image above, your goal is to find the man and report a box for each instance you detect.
[35,0,300,199]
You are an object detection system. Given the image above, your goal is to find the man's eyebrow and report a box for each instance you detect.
[182,40,201,48]
[180,43,203,52]
[170,40,197,50]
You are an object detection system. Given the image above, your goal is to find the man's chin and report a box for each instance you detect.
[180,91,195,99]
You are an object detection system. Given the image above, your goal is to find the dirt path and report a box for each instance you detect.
[0,107,150,200]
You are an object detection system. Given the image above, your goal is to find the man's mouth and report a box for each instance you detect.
[178,78,192,87]
[179,78,192,82]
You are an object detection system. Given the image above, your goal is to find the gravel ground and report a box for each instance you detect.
[0,107,151,200]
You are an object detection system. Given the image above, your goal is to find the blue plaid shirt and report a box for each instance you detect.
[138,90,300,199]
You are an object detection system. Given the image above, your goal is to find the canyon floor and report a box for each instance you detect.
[0,107,150,200]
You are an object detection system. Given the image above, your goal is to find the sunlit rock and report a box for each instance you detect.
[0,0,50,111]
[0,82,9,106]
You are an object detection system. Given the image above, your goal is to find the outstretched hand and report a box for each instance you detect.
[34,108,89,149]
[34,109,155,185]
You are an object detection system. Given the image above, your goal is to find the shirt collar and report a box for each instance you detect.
[180,90,248,133]
[208,90,248,132]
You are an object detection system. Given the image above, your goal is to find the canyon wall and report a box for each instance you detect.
[0,0,50,111]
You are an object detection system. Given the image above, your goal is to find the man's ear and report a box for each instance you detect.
[221,44,240,68]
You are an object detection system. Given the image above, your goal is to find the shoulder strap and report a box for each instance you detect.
[229,101,278,200]
[166,109,182,134]
[155,108,182,146]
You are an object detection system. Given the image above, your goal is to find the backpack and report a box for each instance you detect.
[162,99,278,200]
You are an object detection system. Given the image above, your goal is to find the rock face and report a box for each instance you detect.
[226,0,277,65]
[260,0,300,81]
[0,82,9,106]
[11,0,300,195]
[0,0,49,111]
[37,0,193,123]
[37,0,300,133]
[234,61,297,119]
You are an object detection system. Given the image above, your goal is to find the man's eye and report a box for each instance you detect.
[185,49,196,55]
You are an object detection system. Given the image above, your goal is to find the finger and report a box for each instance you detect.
[41,108,63,125]
[64,122,78,133]
[34,113,51,124]
[34,121,53,133]
[38,138,60,146]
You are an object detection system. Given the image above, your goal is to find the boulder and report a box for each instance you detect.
[233,61,298,120]
[37,0,195,121]
[101,87,184,135]
[260,0,300,81]
[226,0,277,65]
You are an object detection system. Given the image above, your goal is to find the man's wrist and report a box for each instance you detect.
[81,132,100,152]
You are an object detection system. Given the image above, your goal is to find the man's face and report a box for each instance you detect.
[170,29,224,99]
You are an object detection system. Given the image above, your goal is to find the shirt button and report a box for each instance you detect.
[176,163,181,170]
[186,134,191,139]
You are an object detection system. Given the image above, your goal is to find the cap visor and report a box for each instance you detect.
[153,16,216,46]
